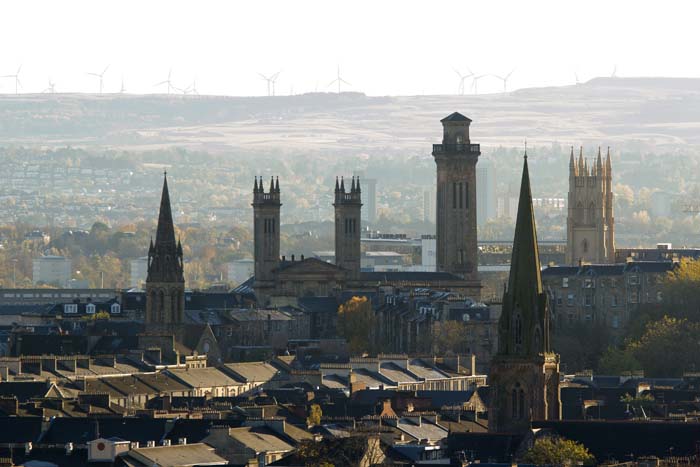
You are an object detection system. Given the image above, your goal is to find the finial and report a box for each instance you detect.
[340,176,345,192]
[335,176,339,192]
[524,139,527,158]
[275,176,280,192]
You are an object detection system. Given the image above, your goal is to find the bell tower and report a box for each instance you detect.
[432,112,480,282]
[334,176,362,280]
[145,173,185,326]
[253,176,281,287]
[489,155,561,433]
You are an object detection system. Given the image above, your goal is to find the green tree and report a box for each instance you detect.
[431,321,467,355]
[628,316,700,377]
[523,437,595,466]
[598,346,641,375]
[337,296,375,355]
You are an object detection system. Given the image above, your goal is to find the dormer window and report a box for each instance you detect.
[64,304,78,314]
[86,303,96,314]
[110,303,121,314]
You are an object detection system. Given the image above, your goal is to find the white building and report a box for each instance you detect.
[33,256,71,287]
[421,235,437,271]
[130,257,149,288]
[228,259,254,285]
[477,165,496,226]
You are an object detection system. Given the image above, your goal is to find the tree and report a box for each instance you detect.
[431,320,467,355]
[523,437,595,466]
[661,258,700,320]
[306,404,322,427]
[337,296,375,355]
[598,346,641,375]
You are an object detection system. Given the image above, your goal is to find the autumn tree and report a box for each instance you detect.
[523,437,595,466]
[431,320,467,355]
[306,404,322,427]
[337,296,376,355]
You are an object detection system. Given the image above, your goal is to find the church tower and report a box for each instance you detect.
[489,155,561,433]
[432,112,480,281]
[253,176,281,287]
[334,176,362,280]
[566,147,615,264]
[145,173,185,326]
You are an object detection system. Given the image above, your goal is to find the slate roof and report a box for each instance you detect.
[0,416,43,443]
[0,381,52,402]
[360,271,464,282]
[296,296,339,313]
[542,261,678,277]
[41,417,171,444]
[224,362,281,383]
[441,112,472,122]
[167,367,242,389]
[127,443,227,466]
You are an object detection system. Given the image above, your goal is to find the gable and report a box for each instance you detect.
[277,258,345,276]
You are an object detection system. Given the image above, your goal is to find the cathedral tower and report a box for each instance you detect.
[566,147,615,264]
[334,176,362,280]
[253,176,281,286]
[432,112,480,281]
[489,155,561,433]
[145,173,185,326]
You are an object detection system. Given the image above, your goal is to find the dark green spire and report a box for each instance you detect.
[155,172,176,247]
[498,155,549,356]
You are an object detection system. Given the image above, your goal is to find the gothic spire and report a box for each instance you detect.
[340,176,345,193]
[254,176,259,193]
[155,173,177,247]
[578,146,584,175]
[596,146,603,176]
[275,176,280,193]
[335,176,340,192]
[355,176,361,192]
[569,146,576,176]
[351,176,356,192]
[605,147,612,177]
[269,176,274,193]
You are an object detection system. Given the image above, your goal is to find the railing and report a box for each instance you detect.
[432,143,480,154]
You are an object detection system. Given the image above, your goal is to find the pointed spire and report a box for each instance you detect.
[569,146,575,176]
[507,155,543,297]
[275,176,280,193]
[578,146,584,174]
[606,147,612,175]
[155,172,177,246]
[596,146,603,176]
[340,176,345,193]
[351,176,356,192]
[254,176,259,193]
[335,176,340,192]
[269,176,274,193]
[356,176,361,192]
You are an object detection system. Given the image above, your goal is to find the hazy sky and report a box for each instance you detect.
[0,0,697,96]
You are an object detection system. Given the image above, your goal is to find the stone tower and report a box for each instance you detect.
[432,112,480,281]
[145,173,185,326]
[489,155,561,434]
[253,176,281,287]
[334,176,362,280]
[566,147,615,264]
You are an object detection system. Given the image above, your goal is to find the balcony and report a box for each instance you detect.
[432,143,480,154]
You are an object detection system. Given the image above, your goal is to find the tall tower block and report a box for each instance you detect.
[253,176,281,286]
[432,112,480,281]
[145,173,185,326]
[334,176,362,280]
[566,147,615,264]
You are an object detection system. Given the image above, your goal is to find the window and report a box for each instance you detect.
[64,304,78,314]
[514,312,523,346]
[459,183,463,209]
[556,296,563,306]
[582,239,589,254]
[583,278,594,289]
[628,275,639,285]
[612,315,619,329]
[629,291,639,304]
[111,303,121,314]
[611,295,618,307]
[567,293,575,306]
[562,277,569,288]
[584,295,592,307]
[86,303,96,314]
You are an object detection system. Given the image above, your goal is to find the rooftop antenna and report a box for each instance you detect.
[492,69,515,94]
[471,74,487,95]
[328,65,350,94]
[154,69,175,94]
[453,67,473,95]
[2,65,22,95]
[87,65,109,94]
[42,77,56,94]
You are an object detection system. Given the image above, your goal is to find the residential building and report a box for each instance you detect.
[32,256,71,287]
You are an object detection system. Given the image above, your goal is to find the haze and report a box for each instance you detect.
[0,0,698,96]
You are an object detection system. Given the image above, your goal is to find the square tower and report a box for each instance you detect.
[334,176,362,280]
[432,112,480,281]
[253,176,281,286]
[566,147,615,265]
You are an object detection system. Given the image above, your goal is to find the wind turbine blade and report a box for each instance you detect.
[328,79,338,87]
[340,79,351,86]
[506,68,515,79]
[154,81,168,86]
[16,65,22,75]
[103,65,110,75]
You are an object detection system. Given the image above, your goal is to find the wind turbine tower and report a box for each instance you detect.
[492,69,515,93]
[87,65,110,93]
[453,67,473,95]
[328,65,350,94]
[2,66,22,94]
[155,69,175,94]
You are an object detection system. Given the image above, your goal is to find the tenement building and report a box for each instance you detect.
[248,113,483,306]
[566,147,615,265]
[489,155,561,433]
[542,260,677,331]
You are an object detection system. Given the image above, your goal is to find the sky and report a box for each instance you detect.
[0,0,697,96]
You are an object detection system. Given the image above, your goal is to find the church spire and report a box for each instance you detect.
[596,146,603,176]
[155,172,177,247]
[569,146,576,177]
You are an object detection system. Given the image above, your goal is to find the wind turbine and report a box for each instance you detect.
[611,65,618,78]
[258,72,274,96]
[471,74,487,95]
[492,69,515,93]
[155,69,175,94]
[119,77,126,94]
[574,71,580,85]
[270,71,281,96]
[43,78,56,94]
[2,65,22,94]
[328,65,350,94]
[453,67,473,95]
[87,65,109,93]
[184,79,199,96]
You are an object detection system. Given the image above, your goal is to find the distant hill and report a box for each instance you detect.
[1,77,700,151]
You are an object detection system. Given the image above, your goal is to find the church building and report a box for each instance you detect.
[489,155,561,433]
[566,147,615,264]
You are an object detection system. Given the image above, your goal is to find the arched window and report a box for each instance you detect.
[518,389,526,419]
[514,311,523,347]
[582,239,589,254]
[158,290,165,322]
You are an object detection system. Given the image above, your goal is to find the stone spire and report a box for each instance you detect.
[155,173,177,249]
[499,155,549,356]
[605,147,612,177]
[569,146,576,177]
[596,147,603,176]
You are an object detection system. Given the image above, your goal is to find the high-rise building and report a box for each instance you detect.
[432,112,479,282]
[489,155,561,433]
[423,190,434,224]
[33,256,71,287]
[354,170,377,223]
[334,176,362,280]
[252,176,281,287]
[145,173,185,326]
[566,147,615,264]
[130,257,149,288]
[477,164,496,226]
